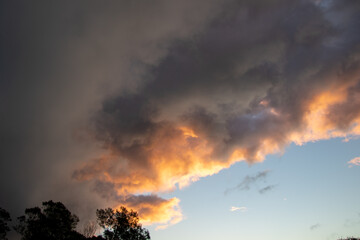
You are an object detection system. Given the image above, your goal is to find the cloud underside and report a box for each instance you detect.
[72,0,360,229]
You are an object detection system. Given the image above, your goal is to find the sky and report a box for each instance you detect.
[1,0,360,239]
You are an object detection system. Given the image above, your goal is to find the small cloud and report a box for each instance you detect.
[310,223,320,230]
[283,198,287,201]
[225,170,270,195]
[230,206,247,212]
[259,185,277,194]
[348,157,360,168]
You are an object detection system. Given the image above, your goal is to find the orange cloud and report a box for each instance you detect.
[75,77,360,229]
[74,125,239,228]
[116,195,182,230]
[97,124,233,194]
[290,79,360,145]
[290,86,352,144]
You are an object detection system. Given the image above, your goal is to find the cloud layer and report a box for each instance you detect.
[2,0,360,230]
[74,0,360,227]
[75,1,360,228]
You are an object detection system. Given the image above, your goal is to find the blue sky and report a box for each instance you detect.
[150,138,360,240]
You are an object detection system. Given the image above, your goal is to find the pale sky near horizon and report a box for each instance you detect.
[1,0,360,239]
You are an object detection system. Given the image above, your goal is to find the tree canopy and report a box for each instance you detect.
[6,201,150,240]
[14,200,84,240]
[96,207,150,240]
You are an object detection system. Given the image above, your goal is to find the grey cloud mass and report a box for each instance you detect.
[2,0,360,233]
[0,0,229,228]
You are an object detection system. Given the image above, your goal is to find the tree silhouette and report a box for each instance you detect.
[14,200,85,240]
[0,207,11,240]
[96,207,150,240]
[12,201,150,240]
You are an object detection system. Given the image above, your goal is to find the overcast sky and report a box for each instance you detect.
[1,0,360,239]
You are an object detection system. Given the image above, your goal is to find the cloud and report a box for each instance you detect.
[225,171,269,195]
[310,223,321,230]
[120,195,182,230]
[348,157,360,167]
[83,179,182,230]
[259,185,277,194]
[2,0,360,230]
[230,206,247,212]
[74,0,360,227]
[0,0,231,227]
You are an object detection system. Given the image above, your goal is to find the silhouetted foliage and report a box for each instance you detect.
[96,207,150,240]
[12,201,150,240]
[0,207,11,240]
[14,200,85,240]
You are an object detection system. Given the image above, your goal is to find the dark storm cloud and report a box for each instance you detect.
[2,0,360,232]
[0,0,229,230]
[77,1,360,226]
[89,0,358,171]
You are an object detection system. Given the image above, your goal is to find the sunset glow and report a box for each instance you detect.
[2,0,360,239]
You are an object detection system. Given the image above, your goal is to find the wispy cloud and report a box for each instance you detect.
[225,171,269,195]
[348,157,360,168]
[230,206,247,212]
[310,223,320,230]
[259,185,277,194]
